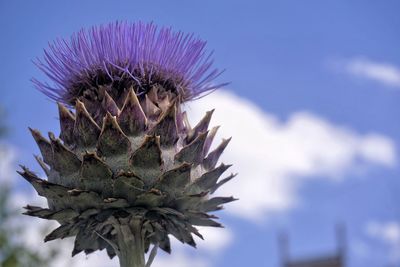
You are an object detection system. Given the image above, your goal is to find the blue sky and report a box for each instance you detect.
[1,1,399,267]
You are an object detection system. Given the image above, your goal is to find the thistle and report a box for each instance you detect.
[19,22,236,267]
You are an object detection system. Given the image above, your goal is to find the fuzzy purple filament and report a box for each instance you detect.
[33,21,227,104]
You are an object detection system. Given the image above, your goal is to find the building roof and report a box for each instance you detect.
[285,255,343,267]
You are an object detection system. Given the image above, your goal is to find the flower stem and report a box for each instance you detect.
[115,217,146,267]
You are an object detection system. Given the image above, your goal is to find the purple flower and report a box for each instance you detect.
[33,21,227,105]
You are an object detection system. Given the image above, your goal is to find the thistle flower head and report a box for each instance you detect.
[22,22,235,267]
[33,21,226,108]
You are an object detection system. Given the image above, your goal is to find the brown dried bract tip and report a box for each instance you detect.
[58,102,75,146]
[117,88,147,136]
[74,100,101,148]
[97,113,131,156]
[149,100,178,147]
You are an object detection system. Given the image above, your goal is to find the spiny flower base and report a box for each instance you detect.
[19,87,236,267]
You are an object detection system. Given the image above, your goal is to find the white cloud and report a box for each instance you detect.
[0,144,17,185]
[194,227,233,253]
[152,252,209,267]
[366,221,400,261]
[338,57,400,88]
[186,90,397,221]
[151,225,233,267]
[367,221,400,245]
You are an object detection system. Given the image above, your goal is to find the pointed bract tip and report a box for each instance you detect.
[103,91,120,116]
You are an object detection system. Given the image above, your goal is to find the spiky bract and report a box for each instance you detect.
[33,22,227,107]
[20,87,236,259]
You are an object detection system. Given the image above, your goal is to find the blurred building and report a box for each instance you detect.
[279,226,345,267]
